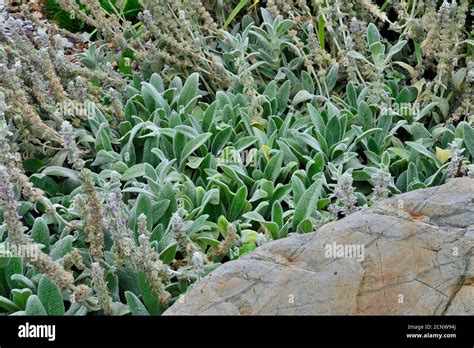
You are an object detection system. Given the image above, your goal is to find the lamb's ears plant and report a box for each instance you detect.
[1,0,473,317]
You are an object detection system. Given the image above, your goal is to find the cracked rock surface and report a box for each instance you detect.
[165,178,474,315]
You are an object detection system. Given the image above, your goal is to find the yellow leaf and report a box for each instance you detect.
[435,147,451,164]
[251,118,265,131]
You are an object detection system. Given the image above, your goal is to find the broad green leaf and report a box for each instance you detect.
[38,275,65,315]
[173,131,186,165]
[49,235,74,261]
[462,123,474,159]
[239,242,257,255]
[357,101,373,131]
[388,147,409,160]
[325,116,341,148]
[177,72,200,108]
[197,237,221,247]
[5,258,23,289]
[13,276,35,294]
[292,179,322,231]
[0,255,10,268]
[159,243,177,264]
[138,271,162,315]
[317,198,331,210]
[131,194,154,237]
[31,217,50,253]
[292,90,314,105]
[228,186,248,222]
[276,81,291,113]
[263,221,280,240]
[179,133,212,170]
[65,302,88,316]
[385,40,407,63]
[150,73,164,92]
[346,82,357,108]
[211,127,233,155]
[325,63,339,92]
[0,296,20,312]
[407,162,419,187]
[370,42,385,63]
[95,123,113,152]
[291,175,305,203]
[405,141,439,165]
[41,166,79,181]
[367,23,380,46]
[141,82,165,112]
[153,200,171,225]
[272,201,283,229]
[234,136,258,151]
[263,151,283,182]
[242,211,266,223]
[396,87,411,104]
[125,291,150,316]
[12,288,32,309]
[25,295,47,316]
[297,218,313,233]
[92,150,121,167]
[347,51,372,65]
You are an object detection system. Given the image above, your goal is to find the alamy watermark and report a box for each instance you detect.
[325,242,365,262]
[380,100,421,118]
[218,148,258,167]
[54,99,95,119]
[18,322,56,342]
[0,241,41,261]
